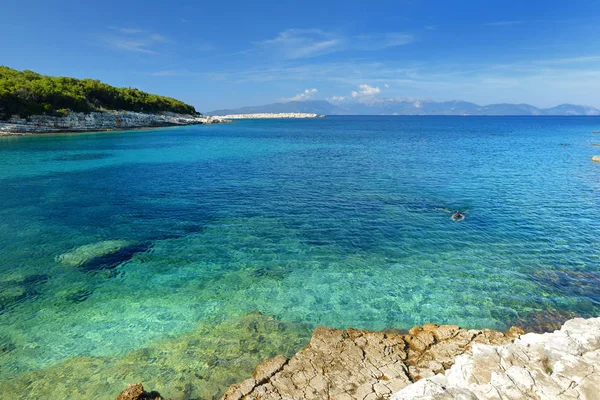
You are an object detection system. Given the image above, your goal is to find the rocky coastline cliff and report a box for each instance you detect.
[0,111,227,135]
[115,316,600,400]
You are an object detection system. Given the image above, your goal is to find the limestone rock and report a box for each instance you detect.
[253,354,288,382]
[116,384,145,400]
[0,111,228,135]
[592,155,600,163]
[221,323,521,400]
[392,317,600,400]
[115,383,167,400]
[57,240,150,271]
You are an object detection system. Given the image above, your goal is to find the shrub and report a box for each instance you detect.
[0,66,199,119]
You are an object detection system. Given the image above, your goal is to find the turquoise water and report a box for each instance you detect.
[1,116,600,398]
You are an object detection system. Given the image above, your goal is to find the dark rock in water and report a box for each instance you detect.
[54,283,94,304]
[0,274,49,312]
[0,335,16,354]
[0,285,28,312]
[77,243,152,272]
[21,274,50,286]
[57,240,152,272]
[116,384,145,400]
[532,268,600,304]
[65,288,93,303]
[251,265,292,280]
[115,383,167,400]
[53,153,112,161]
[512,309,580,333]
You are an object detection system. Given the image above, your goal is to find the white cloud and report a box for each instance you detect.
[253,29,414,60]
[353,33,414,50]
[384,84,390,88]
[352,84,381,97]
[256,29,341,59]
[113,27,145,34]
[103,27,170,54]
[197,56,600,108]
[484,20,523,26]
[281,88,318,101]
[327,96,346,102]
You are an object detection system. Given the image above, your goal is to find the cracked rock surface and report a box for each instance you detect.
[221,323,523,400]
[392,317,600,400]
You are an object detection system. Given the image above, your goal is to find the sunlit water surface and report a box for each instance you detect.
[1,116,599,399]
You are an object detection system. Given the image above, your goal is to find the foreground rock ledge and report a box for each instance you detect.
[0,111,227,135]
[394,317,600,400]
[222,323,523,400]
[116,317,600,400]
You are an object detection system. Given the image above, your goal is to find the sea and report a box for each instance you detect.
[1,116,599,399]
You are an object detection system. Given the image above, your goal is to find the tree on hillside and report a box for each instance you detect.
[0,66,198,119]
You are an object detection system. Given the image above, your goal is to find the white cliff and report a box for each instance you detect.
[392,317,600,400]
[0,111,228,135]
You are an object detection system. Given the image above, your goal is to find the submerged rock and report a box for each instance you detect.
[532,269,600,308]
[221,323,522,400]
[116,383,166,400]
[592,156,600,162]
[116,384,145,400]
[57,240,150,271]
[0,273,49,312]
[513,309,580,333]
[1,312,312,400]
[0,285,27,312]
[392,317,600,400]
[55,284,93,303]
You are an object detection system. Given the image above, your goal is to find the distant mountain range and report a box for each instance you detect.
[207,99,600,116]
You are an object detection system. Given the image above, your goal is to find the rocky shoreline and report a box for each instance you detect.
[221,323,523,400]
[115,316,599,400]
[0,111,228,135]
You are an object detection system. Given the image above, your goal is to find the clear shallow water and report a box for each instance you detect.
[1,116,600,399]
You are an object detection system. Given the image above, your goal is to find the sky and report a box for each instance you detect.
[1,0,600,112]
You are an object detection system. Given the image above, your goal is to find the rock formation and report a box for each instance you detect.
[56,240,150,271]
[113,317,600,400]
[392,317,600,400]
[592,156,600,163]
[115,383,167,400]
[221,324,523,400]
[0,111,227,135]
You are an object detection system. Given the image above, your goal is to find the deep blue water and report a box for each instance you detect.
[1,116,599,398]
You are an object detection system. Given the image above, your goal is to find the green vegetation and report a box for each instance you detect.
[0,66,198,119]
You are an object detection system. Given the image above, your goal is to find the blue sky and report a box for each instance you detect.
[2,0,600,111]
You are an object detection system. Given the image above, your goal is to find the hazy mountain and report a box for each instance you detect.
[207,100,343,116]
[542,104,600,116]
[207,99,600,116]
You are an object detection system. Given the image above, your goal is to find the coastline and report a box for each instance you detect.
[113,315,599,400]
[0,110,230,136]
[1,116,598,400]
